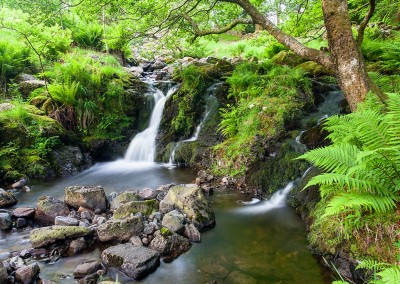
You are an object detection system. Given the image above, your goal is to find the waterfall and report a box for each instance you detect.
[124,85,177,162]
[168,84,220,165]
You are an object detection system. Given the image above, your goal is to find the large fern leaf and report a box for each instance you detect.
[299,143,360,175]
[375,266,400,284]
[323,193,399,217]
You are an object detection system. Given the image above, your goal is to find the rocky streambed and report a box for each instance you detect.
[0,182,215,283]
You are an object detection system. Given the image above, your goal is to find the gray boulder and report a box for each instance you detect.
[55,216,79,226]
[113,200,158,219]
[97,216,143,242]
[68,237,87,255]
[0,212,13,230]
[30,225,92,248]
[51,146,93,176]
[183,224,201,242]
[0,188,18,208]
[0,262,7,283]
[18,79,46,97]
[159,184,215,230]
[65,186,107,213]
[74,260,102,278]
[101,243,160,279]
[35,196,70,225]
[110,191,140,212]
[15,263,40,284]
[149,230,191,261]
[161,210,185,233]
[138,188,157,200]
[13,207,35,218]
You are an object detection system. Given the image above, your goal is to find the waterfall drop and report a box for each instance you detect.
[124,84,177,162]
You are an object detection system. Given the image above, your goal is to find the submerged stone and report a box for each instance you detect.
[101,243,160,279]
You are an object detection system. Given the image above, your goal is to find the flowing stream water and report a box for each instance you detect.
[0,80,342,283]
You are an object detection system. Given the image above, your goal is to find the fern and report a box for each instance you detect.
[357,260,400,284]
[299,93,400,220]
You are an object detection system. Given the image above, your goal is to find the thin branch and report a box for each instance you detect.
[356,0,376,46]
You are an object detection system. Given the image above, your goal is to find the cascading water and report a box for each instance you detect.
[168,84,220,165]
[124,84,177,162]
[237,89,344,214]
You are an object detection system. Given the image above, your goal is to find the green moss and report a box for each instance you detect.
[160,227,172,237]
[296,61,332,77]
[113,200,158,219]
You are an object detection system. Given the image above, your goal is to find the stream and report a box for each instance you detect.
[0,78,341,283]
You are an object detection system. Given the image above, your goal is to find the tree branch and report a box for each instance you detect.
[181,13,252,41]
[356,0,376,46]
[220,0,334,71]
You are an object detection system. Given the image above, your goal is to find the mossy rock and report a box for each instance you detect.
[30,225,91,248]
[113,199,159,219]
[272,51,306,67]
[296,61,332,77]
[110,191,141,212]
[97,216,144,242]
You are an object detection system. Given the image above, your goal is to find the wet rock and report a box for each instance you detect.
[183,224,201,242]
[97,216,144,242]
[143,222,158,235]
[10,178,28,189]
[55,216,79,226]
[68,237,87,255]
[0,212,13,230]
[225,271,257,284]
[35,196,70,226]
[65,186,107,213]
[78,272,99,284]
[38,280,57,284]
[74,260,102,278]
[0,262,7,283]
[160,184,215,230]
[13,207,35,218]
[51,146,93,176]
[9,256,25,270]
[101,243,160,279]
[15,218,27,228]
[150,60,167,71]
[31,248,48,259]
[30,225,92,248]
[129,236,143,246]
[110,191,140,212]
[126,66,144,77]
[80,210,93,221]
[161,210,185,233]
[138,188,157,200]
[15,262,40,284]
[0,188,18,208]
[93,215,107,225]
[113,200,158,219]
[149,230,191,261]
[19,249,31,259]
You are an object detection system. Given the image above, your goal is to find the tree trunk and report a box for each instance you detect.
[223,0,379,111]
[321,0,375,111]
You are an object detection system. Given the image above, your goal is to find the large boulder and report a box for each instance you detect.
[51,146,93,176]
[149,230,191,261]
[113,200,158,219]
[101,243,160,279]
[161,210,185,233]
[15,263,40,284]
[0,212,12,230]
[35,196,70,225]
[30,225,92,248]
[0,261,7,283]
[0,188,18,208]
[159,184,215,230]
[110,191,141,212]
[97,216,144,242]
[18,80,46,97]
[65,186,107,213]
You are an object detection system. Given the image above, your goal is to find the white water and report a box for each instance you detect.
[236,182,295,214]
[124,85,177,162]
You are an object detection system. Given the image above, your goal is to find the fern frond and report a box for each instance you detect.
[385,93,400,146]
[324,115,358,144]
[376,266,400,284]
[299,144,360,175]
[323,193,398,217]
[357,260,391,270]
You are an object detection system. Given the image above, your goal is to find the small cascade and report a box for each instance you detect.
[236,182,295,214]
[124,84,178,162]
[168,85,219,165]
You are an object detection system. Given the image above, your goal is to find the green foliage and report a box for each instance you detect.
[300,94,400,219]
[64,16,103,50]
[48,81,79,107]
[214,61,311,176]
[0,34,31,89]
[362,38,400,74]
